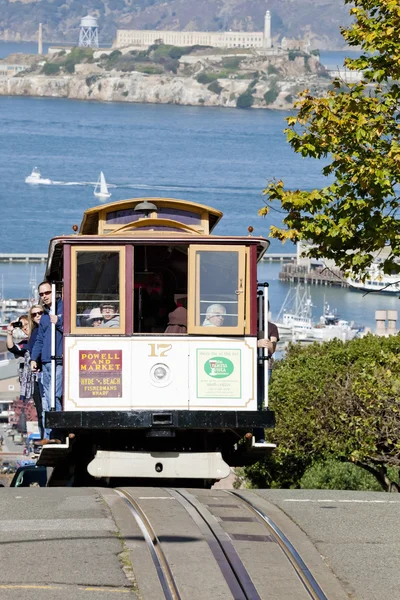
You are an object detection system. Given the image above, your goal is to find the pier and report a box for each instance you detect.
[0,253,47,263]
[262,252,296,262]
[279,263,348,287]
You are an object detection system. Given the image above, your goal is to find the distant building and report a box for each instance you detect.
[114,10,272,50]
[0,64,27,77]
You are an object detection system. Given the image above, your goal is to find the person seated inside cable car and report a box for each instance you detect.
[99,303,120,328]
[164,306,187,334]
[87,307,104,327]
[202,304,227,327]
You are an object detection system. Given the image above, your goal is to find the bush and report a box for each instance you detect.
[85,75,99,86]
[236,92,254,109]
[267,64,280,75]
[300,459,383,491]
[208,80,223,94]
[41,62,60,75]
[264,84,280,105]
[135,64,163,74]
[285,94,293,103]
[311,49,320,56]
[122,91,129,97]
[222,56,242,70]
[196,72,219,84]
[288,50,304,61]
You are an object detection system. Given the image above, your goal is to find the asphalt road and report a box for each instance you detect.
[0,486,399,599]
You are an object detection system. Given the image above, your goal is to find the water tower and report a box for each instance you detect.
[78,15,99,48]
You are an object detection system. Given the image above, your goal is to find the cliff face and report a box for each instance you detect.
[0,65,330,110]
[0,0,351,50]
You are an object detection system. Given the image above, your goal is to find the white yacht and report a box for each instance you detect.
[275,286,313,338]
[25,167,51,185]
[347,264,400,294]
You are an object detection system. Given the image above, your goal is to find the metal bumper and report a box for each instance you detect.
[46,409,275,430]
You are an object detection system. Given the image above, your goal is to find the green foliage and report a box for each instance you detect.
[245,334,400,491]
[85,75,99,86]
[300,459,382,491]
[264,83,280,105]
[105,49,122,69]
[267,64,280,75]
[288,50,304,61]
[41,62,60,75]
[285,94,293,103]
[236,92,254,109]
[261,0,400,277]
[122,90,129,97]
[208,80,223,94]
[222,56,242,70]
[134,64,163,74]
[196,72,219,84]
[310,49,320,57]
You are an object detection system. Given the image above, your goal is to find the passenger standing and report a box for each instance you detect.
[30,282,63,442]
[254,309,280,445]
[28,305,45,439]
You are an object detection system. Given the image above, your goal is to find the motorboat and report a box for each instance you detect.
[94,171,111,199]
[25,167,51,185]
[293,302,359,342]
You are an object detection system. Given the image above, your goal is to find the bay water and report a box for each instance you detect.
[0,45,397,330]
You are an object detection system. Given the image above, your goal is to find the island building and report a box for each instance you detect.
[113,10,272,50]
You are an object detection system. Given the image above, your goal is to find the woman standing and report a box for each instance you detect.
[28,305,45,440]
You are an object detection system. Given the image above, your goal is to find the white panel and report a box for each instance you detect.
[130,338,189,409]
[188,337,257,410]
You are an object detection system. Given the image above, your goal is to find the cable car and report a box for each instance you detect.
[38,197,275,486]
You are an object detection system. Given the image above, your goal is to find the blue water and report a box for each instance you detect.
[0,48,397,330]
[0,96,330,253]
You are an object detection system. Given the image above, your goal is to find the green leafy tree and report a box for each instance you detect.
[245,334,400,491]
[260,0,400,276]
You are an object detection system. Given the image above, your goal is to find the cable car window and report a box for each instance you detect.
[188,245,246,335]
[71,246,126,334]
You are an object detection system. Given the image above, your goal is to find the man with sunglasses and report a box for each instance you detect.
[31,281,64,442]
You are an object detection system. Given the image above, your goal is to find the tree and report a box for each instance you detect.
[245,334,400,492]
[260,0,400,276]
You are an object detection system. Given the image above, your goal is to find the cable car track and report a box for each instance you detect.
[114,488,329,600]
[115,488,182,600]
[228,491,328,600]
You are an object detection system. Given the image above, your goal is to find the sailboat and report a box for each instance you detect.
[94,171,111,199]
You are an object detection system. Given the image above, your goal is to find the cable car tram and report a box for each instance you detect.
[39,197,275,486]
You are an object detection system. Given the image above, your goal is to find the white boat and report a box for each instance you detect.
[347,263,400,294]
[275,286,313,337]
[25,167,51,185]
[311,304,359,341]
[94,171,111,199]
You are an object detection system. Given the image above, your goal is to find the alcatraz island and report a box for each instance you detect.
[0,13,342,110]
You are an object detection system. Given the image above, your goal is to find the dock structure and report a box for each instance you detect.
[279,263,348,287]
[262,252,297,262]
[0,254,47,263]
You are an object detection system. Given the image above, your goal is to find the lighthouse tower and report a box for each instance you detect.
[263,10,272,49]
[79,15,99,48]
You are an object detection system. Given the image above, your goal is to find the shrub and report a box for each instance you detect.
[222,56,242,70]
[311,49,320,56]
[135,64,163,74]
[264,84,280,105]
[284,94,293,103]
[300,459,383,492]
[236,92,254,109]
[196,72,219,84]
[267,64,280,75]
[288,50,303,61]
[198,98,205,104]
[122,91,129,97]
[208,80,223,94]
[41,62,60,75]
[85,75,99,86]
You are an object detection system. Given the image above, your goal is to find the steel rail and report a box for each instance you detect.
[169,488,261,600]
[229,491,328,600]
[115,488,181,600]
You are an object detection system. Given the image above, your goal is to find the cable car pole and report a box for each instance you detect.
[50,282,56,411]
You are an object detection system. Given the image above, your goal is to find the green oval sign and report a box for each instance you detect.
[204,356,234,379]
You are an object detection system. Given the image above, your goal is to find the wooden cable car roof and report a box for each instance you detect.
[79,197,223,236]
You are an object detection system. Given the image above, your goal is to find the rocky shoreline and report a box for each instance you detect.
[0,48,331,110]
